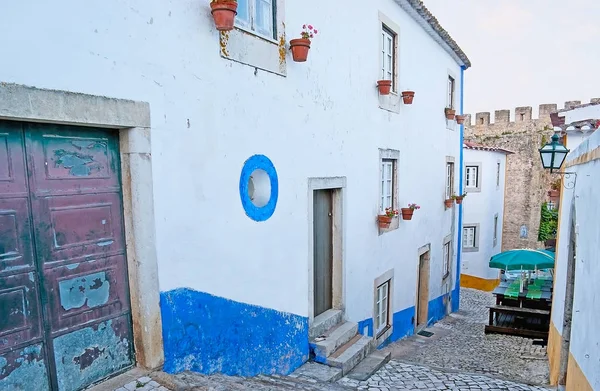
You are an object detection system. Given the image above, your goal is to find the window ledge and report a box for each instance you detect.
[446,119,457,130]
[379,217,399,235]
[463,247,479,253]
[465,187,482,193]
[220,28,286,76]
[375,325,393,345]
[378,92,402,114]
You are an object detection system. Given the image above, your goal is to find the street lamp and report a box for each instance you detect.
[538,133,570,173]
[538,132,576,189]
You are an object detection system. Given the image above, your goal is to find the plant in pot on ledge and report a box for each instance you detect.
[290,24,317,62]
[401,203,420,220]
[378,207,399,228]
[210,0,238,31]
[444,107,456,120]
[444,196,454,208]
[455,114,466,124]
[402,90,415,104]
[377,80,392,95]
[452,193,467,205]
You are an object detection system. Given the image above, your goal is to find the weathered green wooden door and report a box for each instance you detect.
[0,121,134,391]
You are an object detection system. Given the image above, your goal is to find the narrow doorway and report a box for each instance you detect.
[416,251,431,329]
[313,189,333,317]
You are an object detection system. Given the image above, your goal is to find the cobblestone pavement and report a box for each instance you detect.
[338,361,551,390]
[381,288,550,386]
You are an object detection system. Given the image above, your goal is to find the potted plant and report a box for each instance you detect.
[455,115,466,124]
[453,193,467,205]
[290,24,317,62]
[377,80,392,95]
[402,90,415,104]
[444,198,454,208]
[378,207,398,228]
[401,203,420,220]
[445,107,456,120]
[210,0,238,31]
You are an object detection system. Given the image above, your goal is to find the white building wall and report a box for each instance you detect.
[552,131,600,389]
[0,0,465,377]
[461,149,507,282]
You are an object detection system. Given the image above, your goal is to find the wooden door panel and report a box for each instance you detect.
[313,190,333,317]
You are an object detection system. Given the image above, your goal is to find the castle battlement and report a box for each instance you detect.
[464,98,600,127]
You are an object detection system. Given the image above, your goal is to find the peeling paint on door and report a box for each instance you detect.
[1,122,133,390]
[53,317,132,391]
[58,271,111,310]
[0,344,50,391]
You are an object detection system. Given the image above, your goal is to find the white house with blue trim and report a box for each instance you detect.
[0,0,470,388]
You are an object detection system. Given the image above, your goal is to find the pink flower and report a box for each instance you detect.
[313,29,318,34]
[308,25,313,30]
[302,24,306,29]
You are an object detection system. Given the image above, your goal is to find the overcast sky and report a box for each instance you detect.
[425,0,600,119]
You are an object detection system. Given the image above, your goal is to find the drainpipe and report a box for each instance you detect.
[455,65,466,310]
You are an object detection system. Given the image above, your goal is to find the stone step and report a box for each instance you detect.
[310,309,343,339]
[289,361,343,383]
[311,321,358,361]
[326,335,374,375]
[345,350,391,381]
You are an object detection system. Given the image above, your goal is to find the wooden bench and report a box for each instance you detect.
[485,305,550,339]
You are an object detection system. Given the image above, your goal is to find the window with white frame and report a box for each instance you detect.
[375,280,390,334]
[493,215,499,247]
[463,225,478,251]
[443,241,451,277]
[236,0,276,39]
[496,162,501,187]
[447,76,455,109]
[547,201,556,210]
[381,25,396,91]
[380,159,394,212]
[465,165,479,188]
[445,162,454,200]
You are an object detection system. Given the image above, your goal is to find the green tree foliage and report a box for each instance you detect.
[538,202,558,241]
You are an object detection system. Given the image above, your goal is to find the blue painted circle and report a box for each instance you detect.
[239,154,278,222]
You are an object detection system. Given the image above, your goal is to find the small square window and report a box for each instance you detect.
[375,280,391,335]
[496,162,501,187]
[445,162,455,200]
[380,159,394,212]
[493,215,499,247]
[443,241,451,278]
[447,76,455,109]
[463,225,479,252]
[236,0,276,39]
[381,25,397,92]
[465,166,479,188]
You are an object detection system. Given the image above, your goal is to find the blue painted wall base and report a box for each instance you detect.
[359,293,452,349]
[160,288,309,376]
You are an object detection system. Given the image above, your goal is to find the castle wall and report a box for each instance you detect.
[464,99,598,251]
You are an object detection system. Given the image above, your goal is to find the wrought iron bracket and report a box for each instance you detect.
[552,172,577,189]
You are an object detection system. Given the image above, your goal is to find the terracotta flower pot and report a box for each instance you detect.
[378,215,392,228]
[548,189,559,198]
[455,197,463,205]
[377,80,392,95]
[210,1,238,31]
[445,108,456,120]
[402,91,415,104]
[401,208,414,220]
[455,115,466,124]
[289,38,311,62]
[444,199,454,208]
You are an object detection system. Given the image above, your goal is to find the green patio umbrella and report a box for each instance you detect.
[489,248,555,271]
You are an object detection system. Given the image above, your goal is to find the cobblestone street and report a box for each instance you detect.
[381,288,550,386]
[98,289,551,391]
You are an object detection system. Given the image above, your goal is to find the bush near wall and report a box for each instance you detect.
[538,202,558,242]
